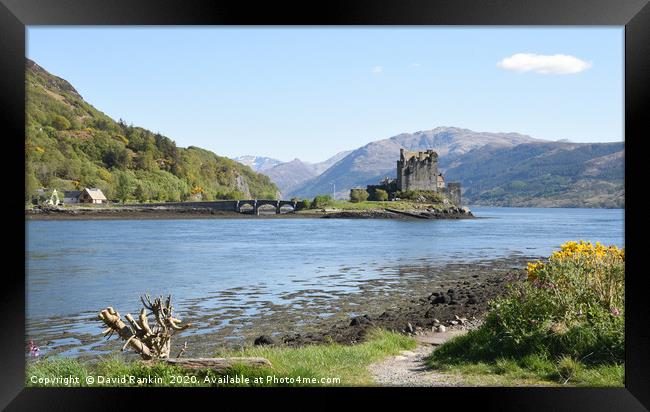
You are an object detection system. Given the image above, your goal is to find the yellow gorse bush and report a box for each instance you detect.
[549,240,624,262]
[526,240,625,315]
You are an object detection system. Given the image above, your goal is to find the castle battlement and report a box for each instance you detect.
[399,149,438,163]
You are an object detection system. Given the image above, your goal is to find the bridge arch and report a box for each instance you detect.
[235,200,298,215]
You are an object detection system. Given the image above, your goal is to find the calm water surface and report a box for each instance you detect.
[25,207,624,354]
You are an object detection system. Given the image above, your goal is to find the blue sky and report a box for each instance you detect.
[27,27,623,163]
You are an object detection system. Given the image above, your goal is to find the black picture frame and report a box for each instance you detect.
[1,0,647,409]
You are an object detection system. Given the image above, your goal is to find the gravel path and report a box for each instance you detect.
[368,328,468,386]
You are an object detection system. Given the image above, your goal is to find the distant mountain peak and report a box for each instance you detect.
[233,155,283,172]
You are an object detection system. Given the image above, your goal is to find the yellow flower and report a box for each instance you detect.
[550,240,623,264]
[526,260,544,281]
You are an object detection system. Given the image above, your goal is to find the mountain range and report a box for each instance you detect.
[233,151,352,197]
[236,127,624,208]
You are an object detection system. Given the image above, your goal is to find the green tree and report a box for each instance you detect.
[103,145,131,169]
[114,171,135,203]
[311,194,333,209]
[25,171,40,203]
[349,188,369,203]
[134,182,149,203]
[374,189,389,201]
[137,151,157,172]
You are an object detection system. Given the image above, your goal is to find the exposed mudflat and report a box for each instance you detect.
[274,257,527,347]
[28,256,530,360]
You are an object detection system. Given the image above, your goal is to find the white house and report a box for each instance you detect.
[63,188,107,204]
[79,188,107,204]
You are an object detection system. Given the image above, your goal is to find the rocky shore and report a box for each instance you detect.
[258,261,525,347]
[25,204,474,220]
[322,206,473,220]
[26,205,240,220]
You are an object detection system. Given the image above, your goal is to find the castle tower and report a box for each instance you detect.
[396,148,439,191]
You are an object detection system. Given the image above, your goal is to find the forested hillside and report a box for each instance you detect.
[25,59,279,203]
[444,142,624,208]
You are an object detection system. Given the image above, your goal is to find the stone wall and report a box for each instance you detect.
[441,183,462,206]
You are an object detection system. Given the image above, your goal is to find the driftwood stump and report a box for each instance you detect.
[99,293,272,371]
[99,293,192,360]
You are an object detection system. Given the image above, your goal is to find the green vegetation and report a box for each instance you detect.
[373,188,389,201]
[427,241,625,387]
[349,188,369,203]
[428,354,623,386]
[310,194,334,209]
[25,59,278,203]
[394,189,445,203]
[27,329,415,387]
[301,198,312,209]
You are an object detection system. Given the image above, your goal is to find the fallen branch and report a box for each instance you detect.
[151,357,273,373]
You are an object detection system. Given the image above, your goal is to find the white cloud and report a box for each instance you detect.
[371,65,383,74]
[409,63,421,68]
[497,53,592,75]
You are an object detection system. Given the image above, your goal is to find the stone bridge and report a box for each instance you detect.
[236,200,299,215]
[124,200,300,215]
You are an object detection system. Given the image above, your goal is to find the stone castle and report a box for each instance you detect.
[366,149,461,205]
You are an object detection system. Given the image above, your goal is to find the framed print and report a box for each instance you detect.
[1,0,648,409]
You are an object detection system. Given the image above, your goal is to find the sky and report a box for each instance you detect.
[27,27,624,163]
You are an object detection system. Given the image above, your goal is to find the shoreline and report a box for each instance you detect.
[25,205,475,221]
[28,255,531,359]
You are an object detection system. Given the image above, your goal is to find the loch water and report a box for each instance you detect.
[25,207,624,356]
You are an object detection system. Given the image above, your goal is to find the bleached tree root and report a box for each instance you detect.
[98,294,273,372]
[98,294,191,360]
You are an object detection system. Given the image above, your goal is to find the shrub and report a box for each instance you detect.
[374,189,389,201]
[432,241,625,366]
[349,188,369,203]
[311,195,333,209]
[394,189,444,203]
[51,115,71,130]
[488,241,624,363]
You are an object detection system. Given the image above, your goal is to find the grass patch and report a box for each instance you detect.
[27,329,416,387]
[427,345,624,386]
